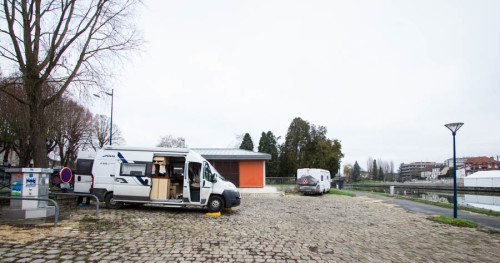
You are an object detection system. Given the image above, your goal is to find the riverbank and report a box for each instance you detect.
[351,189,500,216]
[350,190,500,230]
[346,181,500,193]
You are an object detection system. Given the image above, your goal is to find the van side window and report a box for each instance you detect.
[204,162,212,181]
[134,161,152,177]
[321,175,323,181]
[76,159,94,175]
[121,163,147,176]
[188,162,201,185]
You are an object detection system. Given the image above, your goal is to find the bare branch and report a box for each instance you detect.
[3,0,26,71]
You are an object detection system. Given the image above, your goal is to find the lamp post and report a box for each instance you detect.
[94,89,114,145]
[338,160,342,190]
[444,122,464,218]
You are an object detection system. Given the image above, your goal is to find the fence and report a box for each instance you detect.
[266,177,297,185]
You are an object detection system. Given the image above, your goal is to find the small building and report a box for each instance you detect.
[193,148,271,188]
[464,171,500,188]
[465,157,500,176]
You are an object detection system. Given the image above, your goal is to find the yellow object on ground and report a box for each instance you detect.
[206,211,221,216]
[223,207,233,211]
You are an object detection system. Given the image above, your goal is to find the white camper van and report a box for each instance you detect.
[75,146,241,212]
[296,168,331,194]
[74,151,96,194]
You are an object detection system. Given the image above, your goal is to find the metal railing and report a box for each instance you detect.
[0,196,59,227]
[266,177,297,185]
[49,192,100,216]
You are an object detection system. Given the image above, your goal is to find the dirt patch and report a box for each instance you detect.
[0,222,80,243]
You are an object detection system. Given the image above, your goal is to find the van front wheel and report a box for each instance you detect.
[208,195,224,213]
[105,193,123,209]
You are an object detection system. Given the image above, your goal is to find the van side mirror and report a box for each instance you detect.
[210,173,217,183]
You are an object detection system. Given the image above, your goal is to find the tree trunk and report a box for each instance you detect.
[2,147,10,163]
[26,73,49,168]
[29,103,48,168]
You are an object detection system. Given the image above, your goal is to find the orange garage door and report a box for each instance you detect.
[239,161,264,187]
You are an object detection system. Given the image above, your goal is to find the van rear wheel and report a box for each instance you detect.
[105,193,123,209]
[208,195,224,213]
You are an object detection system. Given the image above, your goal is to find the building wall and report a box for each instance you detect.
[209,159,266,188]
[209,160,240,187]
[239,160,264,187]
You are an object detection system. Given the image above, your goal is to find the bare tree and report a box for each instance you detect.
[0,0,141,167]
[157,135,186,148]
[87,114,124,151]
[0,81,30,165]
[48,96,92,168]
[366,157,373,174]
[343,163,353,183]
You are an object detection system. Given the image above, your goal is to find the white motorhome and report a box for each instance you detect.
[75,146,241,212]
[296,168,331,194]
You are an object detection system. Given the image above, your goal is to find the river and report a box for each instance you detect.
[350,185,500,212]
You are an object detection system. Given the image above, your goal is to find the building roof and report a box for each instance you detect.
[193,148,272,160]
[465,157,500,165]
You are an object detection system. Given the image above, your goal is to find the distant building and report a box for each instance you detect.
[465,156,500,176]
[193,148,271,188]
[400,162,443,180]
[444,157,469,168]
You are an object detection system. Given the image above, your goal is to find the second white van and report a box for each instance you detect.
[296,168,331,194]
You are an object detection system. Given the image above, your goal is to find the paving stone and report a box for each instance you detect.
[2,195,500,262]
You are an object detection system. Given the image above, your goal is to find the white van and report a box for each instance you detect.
[75,146,241,212]
[296,168,331,194]
[74,151,96,194]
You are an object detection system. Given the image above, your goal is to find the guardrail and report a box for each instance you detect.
[266,177,297,185]
[0,196,59,227]
[49,192,100,216]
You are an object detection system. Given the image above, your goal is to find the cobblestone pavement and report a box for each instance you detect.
[1,194,500,262]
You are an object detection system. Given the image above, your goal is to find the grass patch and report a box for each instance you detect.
[430,215,478,227]
[329,189,356,197]
[352,189,500,217]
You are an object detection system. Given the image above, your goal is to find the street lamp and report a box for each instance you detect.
[94,89,114,145]
[444,122,464,218]
[338,160,342,190]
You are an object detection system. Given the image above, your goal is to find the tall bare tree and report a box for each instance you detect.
[0,0,141,167]
[366,157,374,174]
[87,114,124,151]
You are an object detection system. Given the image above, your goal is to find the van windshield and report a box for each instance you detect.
[208,163,226,181]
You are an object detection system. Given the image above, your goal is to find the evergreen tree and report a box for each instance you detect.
[280,117,343,177]
[239,133,254,151]
[372,160,378,180]
[352,161,361,183]
[258,131,280,177]
[378,166,384,181]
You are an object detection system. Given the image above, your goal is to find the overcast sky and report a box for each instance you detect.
[91,0,500,171]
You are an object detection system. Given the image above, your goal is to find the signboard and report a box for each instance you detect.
[59,167,72,183]
[12,173,22,195]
